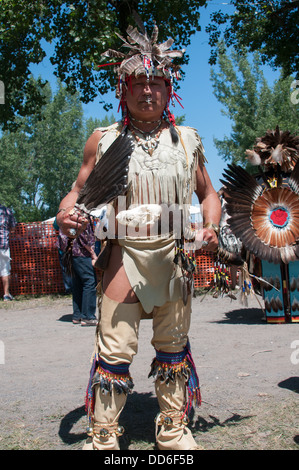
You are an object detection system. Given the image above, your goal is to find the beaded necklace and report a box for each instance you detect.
[130,119,162,136]
[130,115,161,125]
[130,127,163,156]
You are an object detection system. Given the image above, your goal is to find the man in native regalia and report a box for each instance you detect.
[56,17,221,450]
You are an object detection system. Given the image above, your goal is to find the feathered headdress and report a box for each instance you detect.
[100,14,185,121]
[101,15,184,81]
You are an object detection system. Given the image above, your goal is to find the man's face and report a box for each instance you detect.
[124,75,168,121]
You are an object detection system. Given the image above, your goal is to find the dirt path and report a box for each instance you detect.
[0,293,298,450]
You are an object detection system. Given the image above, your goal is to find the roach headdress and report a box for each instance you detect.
[100,14,185,124]
[221,127,299,265]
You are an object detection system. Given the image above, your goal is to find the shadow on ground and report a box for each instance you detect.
[58,392,159,449]
[58,391,253,449]
[278,377,299,394]
[57,314,73,323]
[215,307,265,325]
[191,412,252,434]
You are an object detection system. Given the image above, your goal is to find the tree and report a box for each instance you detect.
[207,1,299,79]
[85,113,117,141]
[210,47,299,166]
[0,80,118,222]
[0,0,207,130]
[0,79,84,222]
[35,80,85,219]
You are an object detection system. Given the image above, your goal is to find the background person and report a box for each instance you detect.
[0,203,16,301]
[57,221,98,326]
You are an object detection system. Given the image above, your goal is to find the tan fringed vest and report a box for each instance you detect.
[95,122,206,209]
[94,122,206,312]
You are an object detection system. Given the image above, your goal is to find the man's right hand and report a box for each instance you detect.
[56,207,88,238]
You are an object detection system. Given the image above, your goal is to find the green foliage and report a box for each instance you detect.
[175,114,185,126]
[207,1,299,79]
[0,79,115,222]
[210,46,299,166]
[0,0,206,130]
[85,113,117,141]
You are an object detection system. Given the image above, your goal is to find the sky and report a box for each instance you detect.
[30,2,280,192]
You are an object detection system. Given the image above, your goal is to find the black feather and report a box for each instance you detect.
[221,165,263,200]
[91,371,101,388]
[76,129,135,211]
[169,123,179,144]
[288,160,299,195]
[113,381,123,395]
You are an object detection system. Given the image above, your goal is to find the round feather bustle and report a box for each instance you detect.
[221,160,299,264]
[251,188,299,248]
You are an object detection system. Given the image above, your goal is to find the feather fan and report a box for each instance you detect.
[62,131,134,275]
[288,159,299,195]
[221,162,299,264]
[75,129,134,212]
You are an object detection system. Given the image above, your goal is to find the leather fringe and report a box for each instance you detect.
[149,341,201,417]
[85,356,134,429]
[61,239,74,276]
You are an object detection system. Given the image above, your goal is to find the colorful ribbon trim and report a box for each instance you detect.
[85,353,99,428]
[153,341,201,416]
[85,357,133,428]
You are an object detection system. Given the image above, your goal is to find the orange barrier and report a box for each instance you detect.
[0,222,65,297]
[0,223,217,297]
[194,249,215,289]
